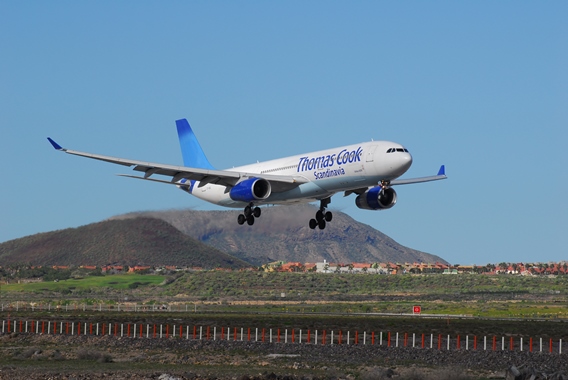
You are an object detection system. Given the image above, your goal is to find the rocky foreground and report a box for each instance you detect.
[0,332,567,379]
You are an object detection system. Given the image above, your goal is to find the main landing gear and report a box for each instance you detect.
[309,197,333,230]
[237,202,262,226]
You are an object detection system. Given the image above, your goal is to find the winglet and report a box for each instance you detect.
[175,119,215,169]
[437,165,445,176]
[47,137,64,151]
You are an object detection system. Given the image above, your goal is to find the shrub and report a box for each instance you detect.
[76,349,113,363]
[15,347,41,360]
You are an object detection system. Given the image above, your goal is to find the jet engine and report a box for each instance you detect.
[355,186,397,210]
[229,177,271,202]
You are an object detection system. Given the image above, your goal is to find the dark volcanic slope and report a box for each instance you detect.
[0,217,248,268]
[113,205,447,266]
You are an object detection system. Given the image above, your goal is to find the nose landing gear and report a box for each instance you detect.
[309,197,333,230]
[238,202,262,226]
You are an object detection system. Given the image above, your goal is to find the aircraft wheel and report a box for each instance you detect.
[244,205,252,216]
[246,215,255,226]
[318,219,326,230]
[325,211,333,222]
[237,214,246,225]
[316,210,324,222]
[253,207,261,218]
[309,219,317,229]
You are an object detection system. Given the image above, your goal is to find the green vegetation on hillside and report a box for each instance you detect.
[3,271,566,320]
[166,271,568,299]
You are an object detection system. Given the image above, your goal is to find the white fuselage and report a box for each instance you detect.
[188,140,413,208]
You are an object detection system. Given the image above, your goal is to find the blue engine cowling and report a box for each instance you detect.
[229,177,271,202]
[355,186,397,210]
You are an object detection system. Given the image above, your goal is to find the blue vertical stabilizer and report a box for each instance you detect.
[175,119,215,169]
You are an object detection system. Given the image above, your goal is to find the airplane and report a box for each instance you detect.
[48,118,446,230]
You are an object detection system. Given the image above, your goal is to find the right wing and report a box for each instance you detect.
[47,138,308,190]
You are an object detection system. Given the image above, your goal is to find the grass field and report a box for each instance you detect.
[2,274,166,292]
[215,300,568,319]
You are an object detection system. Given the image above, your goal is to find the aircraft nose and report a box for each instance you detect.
[403,152,413,168]
[396,152,413,174]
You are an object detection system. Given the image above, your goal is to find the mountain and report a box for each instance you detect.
[1,206,447,268]
[0,217,248,268]
[111,205,447,266]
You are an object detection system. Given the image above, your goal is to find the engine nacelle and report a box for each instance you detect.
[229,177,271,202]
[355,186,397,210]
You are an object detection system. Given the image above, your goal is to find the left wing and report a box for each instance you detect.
[344,165,446,197]
[47,138,308,190]
[390,165,447,185]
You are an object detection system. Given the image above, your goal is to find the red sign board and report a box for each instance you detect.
[413,305,422,314]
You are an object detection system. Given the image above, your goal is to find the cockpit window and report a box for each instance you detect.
[386,147,409,153]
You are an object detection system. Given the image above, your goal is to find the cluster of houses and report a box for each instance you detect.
[8,261,568,277]
[50,265,178,274]
[262,260,568,275]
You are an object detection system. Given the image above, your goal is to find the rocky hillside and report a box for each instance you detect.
[0,217,248,268]
[112,205,447,266]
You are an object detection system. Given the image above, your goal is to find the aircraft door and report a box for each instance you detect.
[366,145,377,162]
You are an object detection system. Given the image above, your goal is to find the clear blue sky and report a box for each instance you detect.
[1,2,567,265]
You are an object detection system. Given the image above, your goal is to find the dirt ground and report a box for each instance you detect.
[1,331,566,380]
